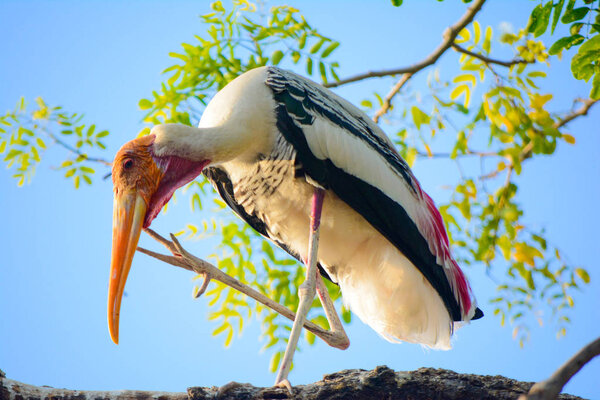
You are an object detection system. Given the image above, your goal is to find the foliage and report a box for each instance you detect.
[0,97,110,187]
[139,0,340,127]
[527,0,600,99]
[3,0,595,368]
[360,20,591,346]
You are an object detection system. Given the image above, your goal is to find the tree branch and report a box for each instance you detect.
[520,336,600,400]
[373,73,413,123]
[0,366,584,400]
[555,98,598,129]
[451,44,533,67]
[22,116,112,166]
[518,98,598,163]
[325,0,487,88]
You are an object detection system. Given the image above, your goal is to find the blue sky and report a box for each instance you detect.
[1,1,599,398]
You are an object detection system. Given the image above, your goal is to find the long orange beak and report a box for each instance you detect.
[108,190,147,344]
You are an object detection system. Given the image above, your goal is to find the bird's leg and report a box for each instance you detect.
[315,274,349,349]
[274,187,325,387]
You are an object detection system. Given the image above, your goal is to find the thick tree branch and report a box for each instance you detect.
[451,43,533,67]
[325,0,486,88]
[520,336,600,400]
[0,366,584,400]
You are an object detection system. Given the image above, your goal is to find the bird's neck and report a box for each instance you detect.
[152,123,254,165]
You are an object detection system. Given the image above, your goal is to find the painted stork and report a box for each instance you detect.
[109,66,483,386]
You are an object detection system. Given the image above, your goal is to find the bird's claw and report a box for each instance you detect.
[274,379,293,394]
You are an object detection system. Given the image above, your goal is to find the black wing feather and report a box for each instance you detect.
[265,67,467,321]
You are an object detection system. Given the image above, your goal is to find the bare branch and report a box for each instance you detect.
[1,366,584,400]
[373,73,413,123]
[451,44,533,67]
[555,98,598,129]
[325,0,487,88]
[520,336,600,400]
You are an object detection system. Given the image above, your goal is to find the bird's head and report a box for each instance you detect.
[108,127,210,344]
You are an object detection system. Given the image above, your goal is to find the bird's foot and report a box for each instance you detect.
[274,378,293,394]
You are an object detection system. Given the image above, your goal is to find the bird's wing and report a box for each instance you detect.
[265,66,481,322]
[203,167,334,283]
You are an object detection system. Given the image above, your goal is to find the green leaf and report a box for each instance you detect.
[298,32,307,49]
[551,0,565,34]
[139,99,153,110]
[309,38,326,54]
[570,22,584,35]
[561,7,590,24]
[411,106,431,129]
[291,51,301,64]
[321,42,339,58]
[591,68,600,99]
[306,57,313,75]
[271,50,284,65]
[391,0,402,6]
[528,2,552,37]
[319,61,327,82]
[571,35,600,80]
[4,149,22,161]
[86,124,95,137]
[549,34,584,55]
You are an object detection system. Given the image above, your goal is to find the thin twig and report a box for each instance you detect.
[451,44,533,67]
[555,98,598,129]
[22,116,112,166]
[373,73,413,123]
[520,336,600,400]
[325,0,487,88]
[519,98,598,163]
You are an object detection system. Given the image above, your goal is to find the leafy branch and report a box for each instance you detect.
[0,97,110,187]
[325,0,487,88]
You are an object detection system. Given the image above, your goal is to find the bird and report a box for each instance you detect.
[108,65,483,386]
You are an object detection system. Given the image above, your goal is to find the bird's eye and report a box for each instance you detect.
[123,159,134,170]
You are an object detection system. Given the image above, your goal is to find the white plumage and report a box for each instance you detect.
[150,66,480,349]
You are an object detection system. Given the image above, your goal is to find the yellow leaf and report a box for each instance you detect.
[455,28,471,44]
[453,73,477,87]
[424,143,433,157]
[450,84,468,102]
[562,134,576,144]
[473,21,481,44]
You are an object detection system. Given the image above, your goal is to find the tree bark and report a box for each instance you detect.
[0,366,584,400]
